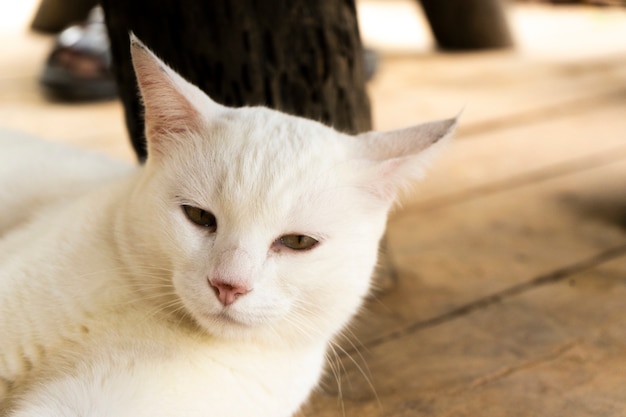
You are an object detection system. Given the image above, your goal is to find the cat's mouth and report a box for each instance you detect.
[184,291,287,333]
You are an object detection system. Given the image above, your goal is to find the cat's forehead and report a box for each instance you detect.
[224,107,336,143]
[177,107,356,218]
[202,107,347,169]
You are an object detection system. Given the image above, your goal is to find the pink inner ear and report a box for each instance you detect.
[143,87,201,139]
[368,158,405,202]
[139,65,202,140]
[131,42,203,154]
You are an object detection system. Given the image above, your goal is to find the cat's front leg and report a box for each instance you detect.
[8,376,119,417]
[9,352,315,417]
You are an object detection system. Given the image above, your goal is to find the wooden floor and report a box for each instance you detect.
[2,1,626,416]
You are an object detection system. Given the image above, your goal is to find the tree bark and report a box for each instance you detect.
[419,0,513,50]
[101,0,372,161]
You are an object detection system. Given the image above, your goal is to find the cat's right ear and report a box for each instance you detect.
[355,115,459,202]
[129,34,226,157]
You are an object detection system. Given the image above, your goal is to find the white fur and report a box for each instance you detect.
[0,38,457,416]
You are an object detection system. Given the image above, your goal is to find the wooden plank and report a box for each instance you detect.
[302,254,626,416]
[0,32,50,82]
[356,159,626,347]
[368,53,626,132]
[0,100,133,161]
[402,100,626,208]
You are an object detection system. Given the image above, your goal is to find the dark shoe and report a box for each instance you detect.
[40,7,117,101]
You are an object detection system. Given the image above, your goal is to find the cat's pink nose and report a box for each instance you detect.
[209,279,250,306]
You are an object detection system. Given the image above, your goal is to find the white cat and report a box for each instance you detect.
[0,36,457,417]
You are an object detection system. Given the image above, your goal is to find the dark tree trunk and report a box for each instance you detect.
[419,0,513,50]
[101,0,372,162]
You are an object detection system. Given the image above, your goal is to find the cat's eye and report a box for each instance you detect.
[182,205,217,232]
[278,234,319,251]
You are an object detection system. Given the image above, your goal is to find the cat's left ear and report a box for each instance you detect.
[129,34,226,156]
[355,115,459,201]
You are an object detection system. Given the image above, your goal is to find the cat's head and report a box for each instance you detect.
[122,36,457,348]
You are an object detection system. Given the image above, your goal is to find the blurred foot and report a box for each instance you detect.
[40,7,116,101]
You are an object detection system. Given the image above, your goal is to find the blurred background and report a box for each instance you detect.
[1,0,625,160]
[1,1,626,416]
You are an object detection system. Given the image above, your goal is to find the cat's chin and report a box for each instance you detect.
[195,317,271,343]
[216,309,264,327]
[188,306,319,346]
[191,307,274,338]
